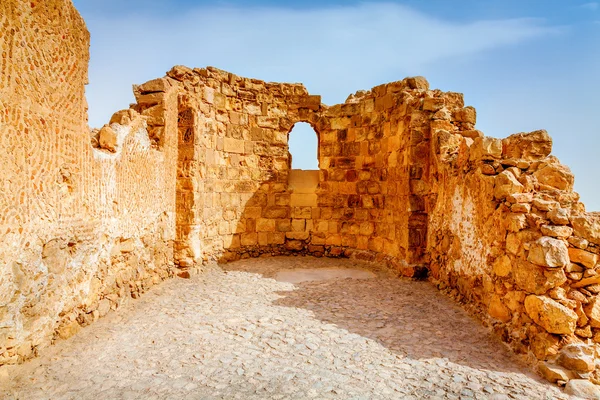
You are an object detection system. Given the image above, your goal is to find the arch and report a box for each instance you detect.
[287,122,320,170]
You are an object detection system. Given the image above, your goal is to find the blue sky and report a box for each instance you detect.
[73,0,600,211]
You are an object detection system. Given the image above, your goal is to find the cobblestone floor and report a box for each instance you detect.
[2,256,571,399]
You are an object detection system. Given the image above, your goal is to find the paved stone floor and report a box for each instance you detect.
[2,256,572,399]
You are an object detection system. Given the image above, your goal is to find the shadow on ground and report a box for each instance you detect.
[223,256,537,375]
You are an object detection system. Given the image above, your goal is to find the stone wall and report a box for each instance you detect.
[3,0,600,388]
[0,0,178,365]
[427,111,600,383]
[167,66,439,277]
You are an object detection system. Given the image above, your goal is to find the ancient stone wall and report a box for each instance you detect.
[167,66,440,277]
[427,108,600,383]
[3,0,600,387]
[0,0,178,365]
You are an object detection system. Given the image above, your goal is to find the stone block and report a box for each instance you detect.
[568,247,598,269]
[527,237,569,268]
[256,219,276,232]
[524,295,577,335]
[290,193,317,207]
[224,137,245,154]
[502,130,552,160]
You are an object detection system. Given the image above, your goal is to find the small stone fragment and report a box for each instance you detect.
[538,362,572,383]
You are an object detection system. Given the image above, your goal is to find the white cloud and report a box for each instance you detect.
[82,3,558,128]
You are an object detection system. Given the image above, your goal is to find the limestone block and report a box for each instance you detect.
[531,332,560,360]
[291,219,306,232]
[506,213,528,232]
[513,260,566,294]
[488,295,511,322]
[540,225,573,239]
[532,198,559,211]
[423,97,445,111]
[502,130,552,160]
[569,248,598,269]
[548,208,570,225]
[137,78,171,94]
[241,233,258,246]
[572,214,600,246]
[453,106,477,124]
[286,232,310,241]
[269,233,286,245]
[558,343,596,373]
[538,362,572,383]
[99,124,117,152]
[584,297,600,327]
[256,219,276,232]
[569,236,589,250]
[290,193,317,207]
[494,170,524,200]
[527,237,569,268]
[511,203,531,213]
[292,207,312,219]
[524,295,577,335]
[406,76,430,90]
[224,138,245,154]
[533,163,575,191]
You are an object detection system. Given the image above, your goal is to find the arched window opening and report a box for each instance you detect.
[288,122,319,170]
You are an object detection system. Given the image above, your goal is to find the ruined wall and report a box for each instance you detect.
[4,0,600,386]
[0,0,178,365]
[168,67,440,276]
[427,106,600,382]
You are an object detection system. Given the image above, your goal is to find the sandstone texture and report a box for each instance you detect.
[2,0,600,393]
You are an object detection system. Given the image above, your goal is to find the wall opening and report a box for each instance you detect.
[288,122,319,170]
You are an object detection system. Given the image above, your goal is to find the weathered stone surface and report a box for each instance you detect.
[569,248,598,269]
[488,294,511,322]
[538,362,572,383]
[471,137,502,161]
[502,130,552,161]
[564,379,600,399]
[541,225,573,239]
[548,208,570,225]
[524,295,577,334]
[513,260,566,294]
[558,343,596,373]
[533,163,575,191]
[492,255,512,277]
[572,214,600,246]
[99,124,118,152]
[494,170,524,200]
[527,237,570,268]
[584,297,600,328]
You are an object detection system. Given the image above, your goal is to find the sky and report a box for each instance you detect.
[72,0,600,211]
